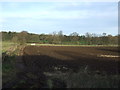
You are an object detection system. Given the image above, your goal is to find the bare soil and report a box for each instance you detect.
[22,46,119,74]
[3,46,120,88]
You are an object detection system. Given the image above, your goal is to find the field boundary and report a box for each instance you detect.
[27,43,118,47]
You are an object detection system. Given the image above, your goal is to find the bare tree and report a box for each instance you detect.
[17,31,29,45]
[85,32,92,45]
[58,30,64,44]
[12,36,18,43]
[70,32,79,40]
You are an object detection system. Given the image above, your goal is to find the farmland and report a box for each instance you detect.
[23,45,119,74]
[1,1,119,88]
[2,44,120,88]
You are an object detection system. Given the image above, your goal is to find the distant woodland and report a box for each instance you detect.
[1,31,119,45]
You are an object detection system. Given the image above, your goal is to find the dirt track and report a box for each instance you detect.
[22,46,119,74]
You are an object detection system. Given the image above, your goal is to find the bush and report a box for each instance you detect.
[45,66,119,88]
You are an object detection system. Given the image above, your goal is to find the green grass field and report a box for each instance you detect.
[2,42,18,52]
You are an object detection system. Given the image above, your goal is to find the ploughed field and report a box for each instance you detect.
[23,46,119,74]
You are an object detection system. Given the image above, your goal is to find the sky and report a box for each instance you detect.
[0,1,118,36]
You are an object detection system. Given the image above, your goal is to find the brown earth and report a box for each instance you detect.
[22,46,119,74]
[3,45,120,88]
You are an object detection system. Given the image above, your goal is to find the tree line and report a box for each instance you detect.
[1,31,119,45]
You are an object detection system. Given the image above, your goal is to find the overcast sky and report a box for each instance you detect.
[0,1,118,35]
